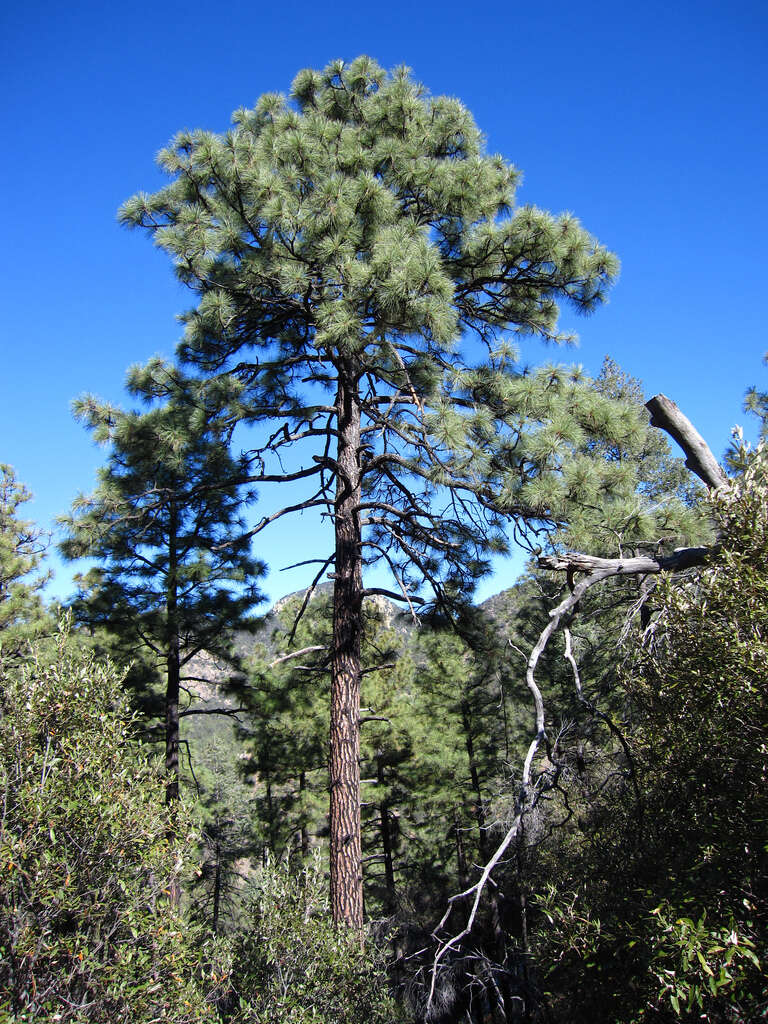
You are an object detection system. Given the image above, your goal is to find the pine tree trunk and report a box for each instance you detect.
[165,500,181,905]
[212,839,222,935]
[166,499,180,809]
[330,362,364,930]
[377,754,396,912]
[265,770,277,855]
[455,811,469,890]
[299,770,309,858]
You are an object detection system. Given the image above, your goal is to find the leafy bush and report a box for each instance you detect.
[0,630,212,1022]
[624,444,768,1019]
[531,444,768,1022]
[223,856,405,1023]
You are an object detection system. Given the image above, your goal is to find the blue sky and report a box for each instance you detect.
[2,0,766,605]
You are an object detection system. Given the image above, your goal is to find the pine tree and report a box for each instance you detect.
[190,735,258,935]
[743,352,768,435]
[59,390,264,809]
[119,57,640,928]
[0,464,50,657]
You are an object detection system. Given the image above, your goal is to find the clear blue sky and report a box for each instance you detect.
[2,0,766,605]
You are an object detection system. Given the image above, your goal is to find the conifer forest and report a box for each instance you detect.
[2,58,767,1023]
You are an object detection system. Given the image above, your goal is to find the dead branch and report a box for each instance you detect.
[178,706,247,719]
[645,393,727,490]
[269,645,325,668]
[538,546,712,575]
[361,586,426,605]
[284,552,335,647]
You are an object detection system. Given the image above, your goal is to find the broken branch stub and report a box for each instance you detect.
[645,393,727,491]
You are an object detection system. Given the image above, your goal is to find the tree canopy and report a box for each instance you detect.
[118,56,652,928]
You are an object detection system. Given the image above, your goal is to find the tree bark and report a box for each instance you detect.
[455,812,469,890]
[538,546,712,575]
[165,498,180,809]
[645,394,728,490]
[330,362,364,930]
[212,839,221,935]
[165,499,181,905]
[298,770,309,858]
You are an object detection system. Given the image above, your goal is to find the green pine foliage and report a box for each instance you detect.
[60,395,264,679]
[743,369,768,435]
[187,735,260,936]
[551,357,706,554]
[0,629,213,1023]
[367,623,509,910]
[117,56,646,603]
[239,592,333,862]
[58,392,266,807]
[728,352,768,471]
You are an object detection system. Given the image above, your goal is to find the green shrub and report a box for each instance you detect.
[223,856,405,1023]
[532,444,768,1022]
[0,630,212,1022]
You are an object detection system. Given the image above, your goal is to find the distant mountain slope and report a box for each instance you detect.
[183,581,523,704]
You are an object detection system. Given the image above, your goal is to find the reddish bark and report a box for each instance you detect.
[329,363,364,930]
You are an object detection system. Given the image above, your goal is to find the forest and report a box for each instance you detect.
[1,57,766,1023]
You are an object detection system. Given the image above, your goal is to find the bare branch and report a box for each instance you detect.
[645,393,727,490]
[239,497,329,544]
[269,645,325,668]
[361,586,426,605]
[537,546,712,576]
[285,553,336,647]
[178,706,247,719]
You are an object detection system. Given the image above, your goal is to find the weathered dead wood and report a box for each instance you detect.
[540,393,727,578]
[645,393,728,490]
[538,546,712,575]
[268,645,326,668]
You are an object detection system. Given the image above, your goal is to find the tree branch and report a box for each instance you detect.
[645,393,727,490]
[269,645,326,668]
[178,706,247,719]
[537,546,713,576]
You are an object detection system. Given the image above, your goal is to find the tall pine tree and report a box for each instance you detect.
[120,57,640,927]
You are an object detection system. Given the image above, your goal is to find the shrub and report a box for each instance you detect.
[223,856,405,1023]
[532,443,768,1022]
[0,630,212,1022]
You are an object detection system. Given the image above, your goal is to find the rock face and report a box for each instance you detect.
[183,582,517,701]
